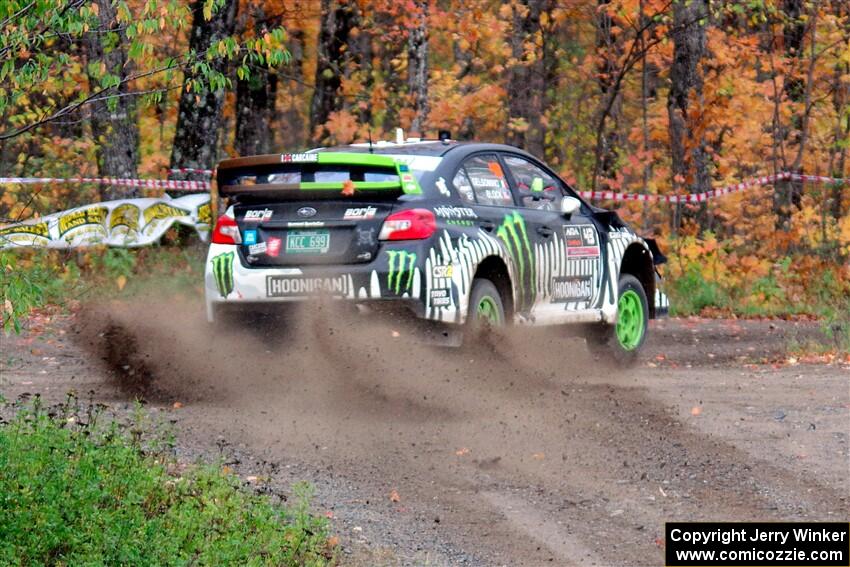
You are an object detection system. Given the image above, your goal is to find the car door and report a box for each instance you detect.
[500,153,604,319]
[450,153,541,314]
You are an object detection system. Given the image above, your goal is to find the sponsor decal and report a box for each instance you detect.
[433,206,477,220]
[109,203,140,233]
[266,275,348,297]
[343,206,377,220]
[564,224,600,257]
[211,251,235,298]
[197,202,212,226]
[551,276,593,302]
[386,250,416,294]
[248,241,267,255]
[244,208,273,222]
[435,176,450,197]
[357,227,376,246]
[432,265,453,278]
[297,206,317,218]
[281,153,318,163]
[429,288,452,307]
[142,203,190,227]
[0,221,51,245]
[243,229,258,245]
[496,212,535,307]
[58,206,109,236]
[266,236,282,257]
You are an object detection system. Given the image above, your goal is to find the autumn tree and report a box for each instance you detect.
[667,0,711,226]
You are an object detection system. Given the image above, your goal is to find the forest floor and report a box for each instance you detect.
[1,301,848,566]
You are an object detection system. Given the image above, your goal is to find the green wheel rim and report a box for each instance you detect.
[616,289,644,350]
[476,296,501,325]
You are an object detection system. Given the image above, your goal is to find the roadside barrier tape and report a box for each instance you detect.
[0,176,210,190]
[578,172,847,202]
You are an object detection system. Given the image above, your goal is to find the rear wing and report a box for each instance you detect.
[216,152,422,199]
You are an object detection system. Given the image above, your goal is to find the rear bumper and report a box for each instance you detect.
[204,242,463,323]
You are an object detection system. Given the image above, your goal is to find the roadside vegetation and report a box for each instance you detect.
[0,394,335,566]
[1,233,205,334]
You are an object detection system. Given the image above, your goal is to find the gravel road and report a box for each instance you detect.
[1,301,847,566]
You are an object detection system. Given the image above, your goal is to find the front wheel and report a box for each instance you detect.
[586,274,648,366]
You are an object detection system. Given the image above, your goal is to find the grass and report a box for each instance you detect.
[2,229,205,333]
[0,394,335,566]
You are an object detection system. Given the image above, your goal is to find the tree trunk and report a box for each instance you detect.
[595,0,623,184]
[310,0,358,142]
[278,27,306,150]
[506,0,553,158]
[235,8,278,156]
[667,0,711,228]
[407,1,429,136]
[169,0,238,180]
[87,0,139,200]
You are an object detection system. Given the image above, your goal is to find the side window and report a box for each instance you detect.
[502,155,563,211]
[461,154,514,207]
[452,168,476,205]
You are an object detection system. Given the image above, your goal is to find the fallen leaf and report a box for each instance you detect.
[327,536,339,547]
[690,406,702,416]
[173,401,183,409]
[325,510,335,519]
[455,447,470,456]
[116,275,127,291]
[389,489,401,502]
[532,452,545,460]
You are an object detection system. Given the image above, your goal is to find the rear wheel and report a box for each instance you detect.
[586,274,648,366]
[467,278,505,333]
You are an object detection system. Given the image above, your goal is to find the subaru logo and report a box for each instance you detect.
[297,207,317,218]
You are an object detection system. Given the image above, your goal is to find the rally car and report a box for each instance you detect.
[206,139,668,363]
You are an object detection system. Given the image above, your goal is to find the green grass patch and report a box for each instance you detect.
[2,232,206,333]
[0,395,335,566]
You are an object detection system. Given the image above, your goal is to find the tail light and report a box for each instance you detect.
[379,208,436,241]
[211,213,242,244]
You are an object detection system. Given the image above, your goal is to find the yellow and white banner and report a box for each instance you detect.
[0,193,211,249]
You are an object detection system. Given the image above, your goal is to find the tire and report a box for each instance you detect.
[586,273,649,367]
[467,278,506,334]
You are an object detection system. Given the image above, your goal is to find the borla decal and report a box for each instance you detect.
[211,251,235,298]
[564,224,600,257]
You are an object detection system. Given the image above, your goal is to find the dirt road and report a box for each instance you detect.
[1,302,848,566]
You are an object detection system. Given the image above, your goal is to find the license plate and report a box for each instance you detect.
[285,230,330,254]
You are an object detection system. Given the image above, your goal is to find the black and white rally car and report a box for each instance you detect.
[206,139,668,362]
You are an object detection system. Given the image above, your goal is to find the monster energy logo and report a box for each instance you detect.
[495,211,535,306]
[211,251,235,298]
[386,250,416,294]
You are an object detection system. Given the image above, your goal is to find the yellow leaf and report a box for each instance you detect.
[116,275,127,290]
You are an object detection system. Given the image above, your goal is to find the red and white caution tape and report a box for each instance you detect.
[577,172,801,203]
[0,176,210,190]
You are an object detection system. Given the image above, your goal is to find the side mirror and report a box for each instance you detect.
[560,196,581,217]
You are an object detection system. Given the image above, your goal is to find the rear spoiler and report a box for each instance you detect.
[216,152,422,198]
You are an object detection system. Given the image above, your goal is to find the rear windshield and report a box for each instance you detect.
[219,153,443,201]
